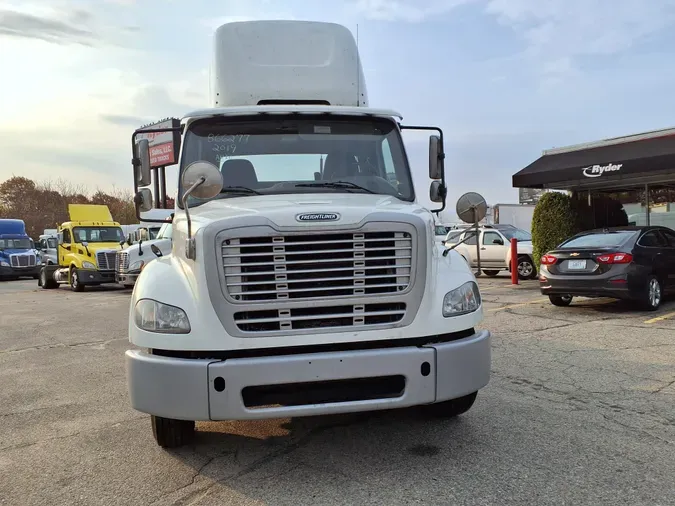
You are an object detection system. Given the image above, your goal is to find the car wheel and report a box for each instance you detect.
[482,270,500,277]
[151,415,195,448]
[517,256,535,280]
[422,392,478,418]
[642,275,662,311]
[549,295,573,307]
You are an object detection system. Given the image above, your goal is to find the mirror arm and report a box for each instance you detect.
[180,176,206,260]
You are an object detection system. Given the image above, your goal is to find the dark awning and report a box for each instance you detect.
[513,132,675,190]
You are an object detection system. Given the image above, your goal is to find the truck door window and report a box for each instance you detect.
[483,231,503,245]
[62,230,71,244]
[464,231,478,245]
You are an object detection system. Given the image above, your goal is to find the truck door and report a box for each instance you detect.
[480,230,507,268]
[60,229,73,266]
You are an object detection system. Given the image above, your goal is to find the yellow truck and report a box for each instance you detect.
[38,204,125,291]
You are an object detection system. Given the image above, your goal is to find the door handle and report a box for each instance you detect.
[480,247,486,250]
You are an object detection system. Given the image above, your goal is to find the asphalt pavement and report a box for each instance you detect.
[1,277,673,505]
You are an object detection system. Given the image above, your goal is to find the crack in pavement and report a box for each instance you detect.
[151,418,362,505]
[0,337,126,355]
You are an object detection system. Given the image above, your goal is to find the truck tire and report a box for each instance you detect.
[422,392,477,418]
[39,268,58,289]
[517,256,535,280]
[151,415,195,448]
[482,270,500,277]
[70,268,84,292]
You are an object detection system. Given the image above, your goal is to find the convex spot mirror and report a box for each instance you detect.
[136,188,153,213]
[181,161,223,200]
[135,139,152,187]
[429,180,446,203]
[428,135,443,180]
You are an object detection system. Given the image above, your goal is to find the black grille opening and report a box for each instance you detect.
[242,375,406,408]
[234,303,406,332]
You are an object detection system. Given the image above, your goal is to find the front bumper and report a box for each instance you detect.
[77,269,116,284]
[116,271,140,286]
[126,329,491,421]
[0,265,40,277]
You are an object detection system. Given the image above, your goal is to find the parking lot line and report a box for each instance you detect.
[488,298,549,312]
[644,311,675,324]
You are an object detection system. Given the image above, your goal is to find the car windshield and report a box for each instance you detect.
[560,231,639,248]
[156,222,173,240]
[147,228,160,240]
[73,227,124,243]
[499,228,532,241]
[0,238,32,249]
[445,231,463,243]
[435,226,448,236]
[179,115,415,208]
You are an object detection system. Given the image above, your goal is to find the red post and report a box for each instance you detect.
[510,238,519,285]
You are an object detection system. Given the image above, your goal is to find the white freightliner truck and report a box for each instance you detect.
[126,20,492,448]
[116,216,173,287]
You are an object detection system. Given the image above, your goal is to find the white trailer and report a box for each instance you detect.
[493,203,536,232]
[126,20,492,448]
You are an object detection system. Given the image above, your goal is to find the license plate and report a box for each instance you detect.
[567,259,587,270]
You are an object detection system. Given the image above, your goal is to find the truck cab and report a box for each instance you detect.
[116,215,174,288]
[39,204,125,291]
[126,20,491,448]
[37,230,58,265]
[0,219,40,280]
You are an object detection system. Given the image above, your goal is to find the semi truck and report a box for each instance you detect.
[37,229,58,265]
[0,219,40,280]
[125,20,492,448]
[116,214,173,288]
[38,204,125,291]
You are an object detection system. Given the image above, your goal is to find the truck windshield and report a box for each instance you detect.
[179,115,415,208]
[73,227,124,243]
[156,222,173,240]
[0,238,32,249]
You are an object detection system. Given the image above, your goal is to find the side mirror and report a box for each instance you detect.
[82,241,89,247]
[135,139,152,187]
[428,135,443,180]
[493,239,504,245]
[429,180,446,203]
[181,161,223,200]
[135,188,153,212]
[150,244,163,258]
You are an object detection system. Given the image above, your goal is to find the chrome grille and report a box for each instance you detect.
[116,252,129,273]
[222,231,413,302]
[96,251,117,271]
[10,254,36,268]
[234,303,406,332]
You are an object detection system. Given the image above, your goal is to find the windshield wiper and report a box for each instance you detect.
[219,186,262,195]
[295,181,375,194]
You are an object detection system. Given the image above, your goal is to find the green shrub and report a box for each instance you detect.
[532,192,583,267]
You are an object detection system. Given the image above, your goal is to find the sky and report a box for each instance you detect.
[3,0,675,223]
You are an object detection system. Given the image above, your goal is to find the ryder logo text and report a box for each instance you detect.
[581,163,623,178]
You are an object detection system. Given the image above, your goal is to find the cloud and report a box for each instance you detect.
[352,0,475,22]
[0,8,97,45]
[484,0,675,77]
[100,114,148,127]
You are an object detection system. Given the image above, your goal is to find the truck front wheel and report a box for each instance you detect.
[151,415,195,448]
[422,392,478,418]
[70,268,84,292]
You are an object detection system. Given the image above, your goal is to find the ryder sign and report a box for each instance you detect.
[581,162,623,178]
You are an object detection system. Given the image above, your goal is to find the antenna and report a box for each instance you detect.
[356,23,360,107]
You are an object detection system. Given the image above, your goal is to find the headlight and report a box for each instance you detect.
[0,261,9,267]
[82,261,96,269]
[134,299,191,334]
[129,260,144,271]
[442,281,481,317]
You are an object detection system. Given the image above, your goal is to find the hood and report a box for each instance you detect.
[121,237,166,254]
[184,193,426,231]
[0,248,36,256]
[517,241,533,254]
[74,242,122,256]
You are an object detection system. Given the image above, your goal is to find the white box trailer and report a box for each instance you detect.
[493,203,535,232]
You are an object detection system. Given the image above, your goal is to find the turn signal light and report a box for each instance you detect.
[597,253,633,264]
[540,254,557,265]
